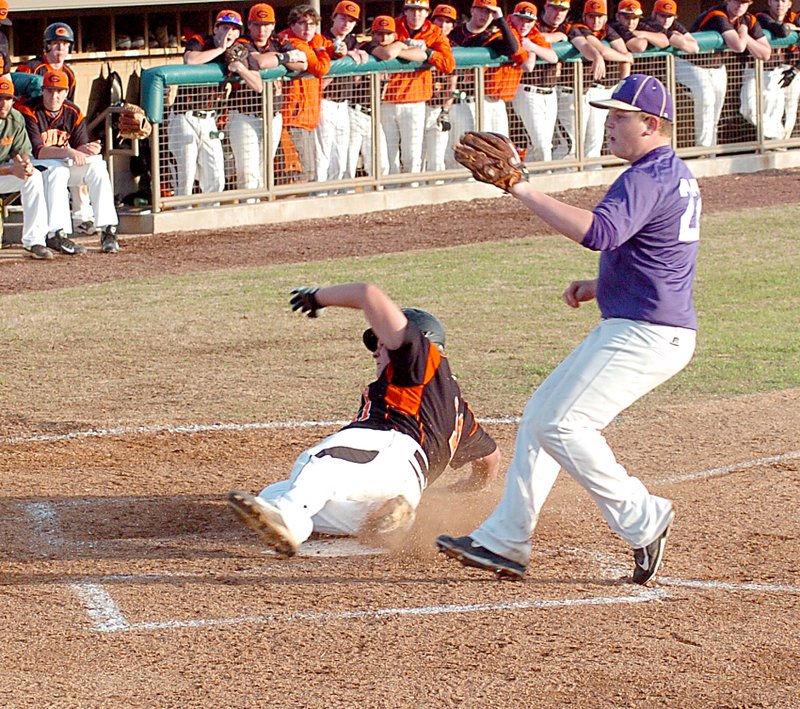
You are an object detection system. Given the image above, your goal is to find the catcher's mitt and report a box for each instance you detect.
[225,40,251,66]
[118,103,152,141]
[453,131,529,193]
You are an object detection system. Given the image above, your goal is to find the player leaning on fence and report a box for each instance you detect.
[376,0,455,176]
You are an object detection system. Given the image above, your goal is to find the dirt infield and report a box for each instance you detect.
[1,171,799,706]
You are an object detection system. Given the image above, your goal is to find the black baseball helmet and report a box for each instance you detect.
[44,22,75,46]
[362,307,446,352]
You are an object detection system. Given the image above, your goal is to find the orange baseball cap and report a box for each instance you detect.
[618,0,643,15]
[43,70,70,91]
[432,4,458,20]
[214,9,244,27]
[248,3,276,23]
[583,0,607,14]
[372,15,397,32]
[513,2,538,19]
[334,1,361,19]
[0,0,11,27]
[654,0,678,14]
[548,0,571,8]
[0,76,14,98]
[472,0,498,7]
[404,0,431,9]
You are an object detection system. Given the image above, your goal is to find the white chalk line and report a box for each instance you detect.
[0,417,521,445]
[70,583,130,633]
[73,587,668,633]
[660,578,800,593]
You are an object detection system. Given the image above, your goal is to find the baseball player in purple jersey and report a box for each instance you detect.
[228,281,500,556]
[438,75,701,585]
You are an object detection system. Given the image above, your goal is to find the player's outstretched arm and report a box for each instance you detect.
[290,282,408,350]
[509,182,594,243]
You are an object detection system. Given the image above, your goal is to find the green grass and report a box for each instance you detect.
[0,205,797,430]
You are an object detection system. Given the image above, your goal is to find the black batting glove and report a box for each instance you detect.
[290,287,322,318]
[780,66,798,89]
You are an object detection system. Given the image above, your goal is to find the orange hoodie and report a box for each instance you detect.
[279,29,334,130]
[383,18,455,104]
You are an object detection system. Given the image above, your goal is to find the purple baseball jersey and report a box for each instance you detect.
[581,144,701,330]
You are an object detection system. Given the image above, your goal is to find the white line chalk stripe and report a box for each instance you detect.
[70,583,130,632]
[90,588,668,633]
[0,417,521,445]
[660,578,800,593]
[653,450,800,485]
[23,501,64,547]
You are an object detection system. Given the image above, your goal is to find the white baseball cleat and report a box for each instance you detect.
[227,491,299,557]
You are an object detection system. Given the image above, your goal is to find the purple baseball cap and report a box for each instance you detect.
[589,74,674,122]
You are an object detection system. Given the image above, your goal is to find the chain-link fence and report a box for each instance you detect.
[140,35,798,212]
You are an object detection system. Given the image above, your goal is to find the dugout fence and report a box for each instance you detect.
[135,30,800,213]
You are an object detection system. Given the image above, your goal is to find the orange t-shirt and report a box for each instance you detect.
[484,26,546,101]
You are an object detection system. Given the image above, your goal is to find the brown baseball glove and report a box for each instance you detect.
[225,40,251,66]
[118,103,152,140]
[453,131,529,193]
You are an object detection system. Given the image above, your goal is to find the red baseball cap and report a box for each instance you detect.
[43,70,70,91]
[215,9,244,28]
[513,2,538,20]
[333,1,360,19]
[654,0,678,15]
[248,3,276,24]
[618,0,643,15]
[432,4,458,20]
[372,15,397,32]
[472,0,497,6]
[0,76,14,98]
[583,0,607,14]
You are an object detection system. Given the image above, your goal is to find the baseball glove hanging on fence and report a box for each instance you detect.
[225,40,251,66]
[453,131,529,193]
[118,103,152,140]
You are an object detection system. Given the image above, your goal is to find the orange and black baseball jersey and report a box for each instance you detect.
[383,18,456,104]
[17,57,76,101]
[692,6,765,39]
[18,97,88,157]
[756,10,800,65]
[344,322,497,483]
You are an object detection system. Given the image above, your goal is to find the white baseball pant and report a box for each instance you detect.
[381,101,426,174]
[0,169,54,248]
[347,105,388,178]
[258,427,426,543]
[228,110,282,190]
[553,86,577,160]
[35,157,118,233]
[446,100,476,169]
[582,84,613,159]
[167,110,225,196]
[513,85,558,162]
[482,97,510,136]
[315,99,350,182]
[423,106,450,173]
[674,58,727,148]
[470,318,696,565]
[758,65,800,140]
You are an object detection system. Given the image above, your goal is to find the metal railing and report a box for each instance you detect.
[136,31,799,212]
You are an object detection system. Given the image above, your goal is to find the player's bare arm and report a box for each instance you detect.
[721,26,749,52]
[522,37,558,66]
[746,34,771,60]
[292,282,409,351]
[670,30,698,52]
[509,183,594,242]
[77,140,102,156]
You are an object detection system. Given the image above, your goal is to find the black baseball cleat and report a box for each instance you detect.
[227,491,299,557]
[436,534,526,580]
[632,510,675,585]
[100,225,120,254]
[46,230,87,255]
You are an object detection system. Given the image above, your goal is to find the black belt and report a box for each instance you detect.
[522,85,555,94]
[189,110,216,118]
[315,446,378,464]
[351,103,371,115]
[453,96,475,104]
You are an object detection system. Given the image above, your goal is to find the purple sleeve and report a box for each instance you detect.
[582,169,654,251]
